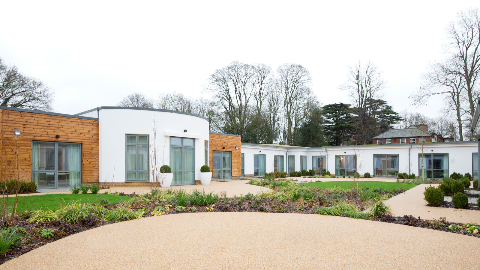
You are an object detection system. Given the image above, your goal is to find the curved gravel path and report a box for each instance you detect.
[2,212,479,269]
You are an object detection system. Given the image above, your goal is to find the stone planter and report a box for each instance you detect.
[160,173,173,187]
[200,172,212,185]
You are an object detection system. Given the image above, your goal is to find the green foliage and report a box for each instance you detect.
[0,226,24,254]
[175,206,186,212]
[0,180,37,194]
[409,173,416,179]
[302,181,415,191]
[160,165,171,173]
[308,170,315,176]
[474,180,479,189]
[295,106,326,147]
[439,178,464,196]
[477,197,480,209]
[449,172,463,180]
[369,200,392,218]
[301,170,308,176]
[397,173,407,179]
[200,165,210,172]
[363,172,371,178]
[464,172,472,180]
[354,172,360,178]
[90,183,101,194]
[323,103,355,146]
[81,185,90,194]
[105,207,144,222]
[41,229,54,239]
[452,192,469,209]
[171,189,190,207]
[461,177,471,189]
[275,171,287,178]
[321,171,331,176]
[29,210,59,223]
[56,202,91,224]
[314,202,370,219]
[423,186,444,207]
[71,186,81,194]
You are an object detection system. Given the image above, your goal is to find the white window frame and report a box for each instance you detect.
[377,140,382,145]
[400,138,406,144]
[410,138,416,143]
[386,139,391,144]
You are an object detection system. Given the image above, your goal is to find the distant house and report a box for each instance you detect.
[373,125,449,145]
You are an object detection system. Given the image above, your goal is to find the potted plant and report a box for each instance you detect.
[160,165,173,187]
[200,165,211,185]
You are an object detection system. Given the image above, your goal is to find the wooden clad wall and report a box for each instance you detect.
[209,133,241,178]
[0,109,99,183]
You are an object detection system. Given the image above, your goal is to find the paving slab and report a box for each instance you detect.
[2,212,479,269]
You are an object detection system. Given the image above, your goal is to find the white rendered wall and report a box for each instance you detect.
[98,108,209,183]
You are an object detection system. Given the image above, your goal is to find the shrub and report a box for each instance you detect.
[301,170,307,176]
[41,229,54,239]
[363,172,371,178]
[450,172,463,180]
[200,165,210,172]
[0,180,37,194]
[29,210,59,223]
[424,186,444,207]
[90,183,101,194]
[0,226,23,254]
[289,171,296,177]
[460,177,471,189]
[439,178,464,196]
[354,172,360,178]
[56,202,91,224]
[308,170,315,176]
[474,180,479,189]
[81,185,90,194]
[369,200,392,218]
[409,173,416,179]
[275,171,287,178]
[452,192,469,209]
[105,207,144,222]
[160,165,171,173]
[477,197,480,209]
[71,185,81,194]
[464,172,472,180]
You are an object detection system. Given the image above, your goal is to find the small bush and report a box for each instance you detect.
[0,180,37,194]
[439,178,464,196]
[300,170,307,176]
[452,192,469,209]
[289,171,296,177]
[460,177,471,189]
[369,200,392,218]
[200,165,210,172]
[409,173,416,179]
[90,183,101,194]
[477,197,480,209]
[29,210,59,223]
[160,165,171,173]
[424,186,444,207]
[56,202,91,224]
[450,172,463,180]
[354,172,360,178]
[80,185,90,194]
[275,171,287,178]
[41,229,54,239]
[473,180,478,189]
[105,207,144,222]
[308,170,315,176]
[464,172,472,180]
[0,226,23,254]
[71,186,81,194]
[364,172,371,178]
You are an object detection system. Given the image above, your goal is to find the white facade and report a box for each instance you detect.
[241,142,478,178]
[79,107,209,183]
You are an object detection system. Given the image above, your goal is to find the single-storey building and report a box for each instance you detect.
[0,106,478,189]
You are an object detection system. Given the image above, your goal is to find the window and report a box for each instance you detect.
[254,154,266,177]
[473,153,478,181]
[300,156,307,171]
[288,155,295,173]
[126,135,149,182]
[373,155,399,177]
[312,156,326,174]
[386,139,391,144]
[32,142,82,188]
[170,137,195,185]
[419,154,449,179]
[410,138,416,143]
[274,155,284,172]
[204,140,208,166]
[420,137,426,143]
[377,140,382,145]
[241,153,244,177]
[400,138,406,144]
[335,155,356,177]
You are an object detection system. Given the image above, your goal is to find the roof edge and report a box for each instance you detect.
[0,106,98,121]
[76,106,208,121]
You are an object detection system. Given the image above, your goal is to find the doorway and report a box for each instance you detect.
[213,151,231,180]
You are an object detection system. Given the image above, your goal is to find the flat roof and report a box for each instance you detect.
[76,106,208,121]
[0,106,98,121]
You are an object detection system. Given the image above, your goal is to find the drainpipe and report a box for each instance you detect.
[286,148,289,173]
[324,147,328,172]
[408,143,412,175]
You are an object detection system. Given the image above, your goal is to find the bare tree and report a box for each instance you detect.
[342,61,385,144]
[412,59,467,140]
[447,8,480,119]
[0,58,53,111]
[207,61,255,137]
[157,92,195,112]
[277,63,312,145]
[117,93,154,108]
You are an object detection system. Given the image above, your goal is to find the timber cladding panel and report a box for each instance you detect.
[209,133,241,178]
[0,109,99,183]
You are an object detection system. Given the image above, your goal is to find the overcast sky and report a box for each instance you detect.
[0,1,479,118]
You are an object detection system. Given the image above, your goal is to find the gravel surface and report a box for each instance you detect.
[2,212,479,269]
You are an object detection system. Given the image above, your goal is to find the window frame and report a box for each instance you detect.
[254,154,266,177]
[373,154,399,178]
[386,139,391,144]
[335,155,356,177]
[288,155,295,173]
[410,138,416,143]
[300,156,307,171]
[274,155,284,172]
[418,153,449,179]
[400,138,406,144]
[126,135,149,182]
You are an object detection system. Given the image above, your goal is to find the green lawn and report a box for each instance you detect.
[301,181,417,191]
[0,194,131,213]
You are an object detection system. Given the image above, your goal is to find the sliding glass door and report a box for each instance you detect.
[254,154,266,177]
[335,155,356,177]
[373,155,399,177]
[274,155,284,172]
[32,142,82,188]
[312,156,326,175]
[171,137,195,185]
[212,151,231,180]
[419,154,448,179]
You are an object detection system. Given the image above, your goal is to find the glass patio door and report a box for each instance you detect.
[373,155,399,177]
[212,151,231,180]
[312,156,326,175]
[171,137,195,185]
[32,142,82,188]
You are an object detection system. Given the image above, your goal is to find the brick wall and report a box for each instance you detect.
[376,136,433,144]
[209,133,241,178]
[0,109,99,183]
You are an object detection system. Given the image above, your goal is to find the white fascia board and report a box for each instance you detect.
[164,131,201,139]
